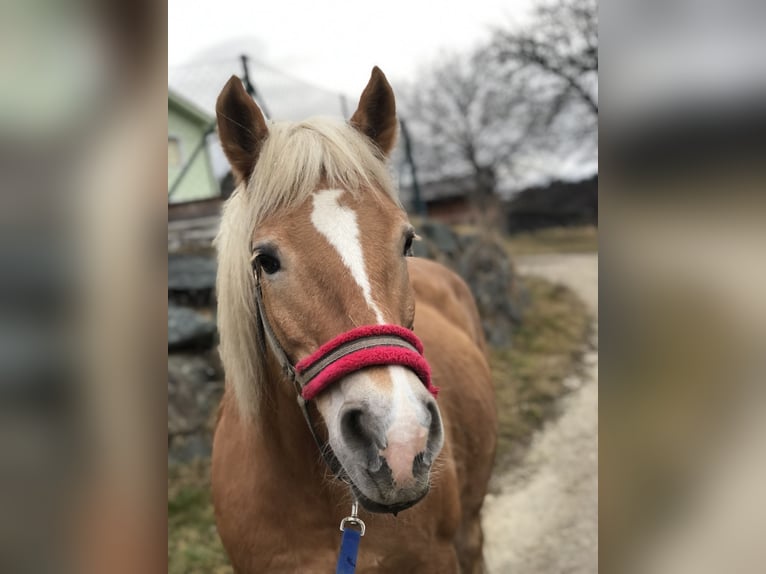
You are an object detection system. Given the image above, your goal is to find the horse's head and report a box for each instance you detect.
[215,68,444,513]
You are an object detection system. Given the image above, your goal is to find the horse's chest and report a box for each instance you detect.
[235,508,459,573]
[247,542,456,574]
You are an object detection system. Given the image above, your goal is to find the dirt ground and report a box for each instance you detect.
[483,253,598,573]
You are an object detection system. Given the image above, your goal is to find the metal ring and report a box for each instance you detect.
[339,516,366,536]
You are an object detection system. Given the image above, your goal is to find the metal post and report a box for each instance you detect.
[240,54,271,119]
[399,118,427,217]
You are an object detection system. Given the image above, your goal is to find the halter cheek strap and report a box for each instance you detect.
[252,261,299,387]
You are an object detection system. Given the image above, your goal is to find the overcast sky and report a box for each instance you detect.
[168,0,599,191]
[169,0,533,95]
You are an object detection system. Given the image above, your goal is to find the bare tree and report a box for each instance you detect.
[399,0,598,222]
[490,0,598,117]
[400,50,534,219]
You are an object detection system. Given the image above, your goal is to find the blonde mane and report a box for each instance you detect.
[214,117,401,420]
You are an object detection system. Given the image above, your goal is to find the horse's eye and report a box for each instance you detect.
[403,232,414,257]
[256,253,281,275]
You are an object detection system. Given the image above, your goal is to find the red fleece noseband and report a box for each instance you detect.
[295,325,438,401]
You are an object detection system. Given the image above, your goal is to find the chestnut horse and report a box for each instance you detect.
[212,67,496,573]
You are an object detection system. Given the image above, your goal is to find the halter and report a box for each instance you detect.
[251,257,439,481]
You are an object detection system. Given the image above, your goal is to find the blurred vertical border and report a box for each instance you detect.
[0,0,167,572]
[602,0,766,571]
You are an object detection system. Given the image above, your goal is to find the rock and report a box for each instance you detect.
[417,219,461,260]
[170,434,213,464]
[168,353,223,463]
[411,235,449,264]
[168,253,217,306]
[412,218,525,347]
[168,253,217,291]
[456,235,523,346]
[168,353,220,392]
[168,304,217,351]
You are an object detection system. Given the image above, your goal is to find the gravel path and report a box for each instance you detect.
[483,253,598,574]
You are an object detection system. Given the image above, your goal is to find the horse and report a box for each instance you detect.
[211,67,497,573]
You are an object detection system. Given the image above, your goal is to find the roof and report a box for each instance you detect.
[169,88,215,126]
[401,168,495,203]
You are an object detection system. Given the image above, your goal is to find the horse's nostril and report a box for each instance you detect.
[340,406,386,451]
[425,400,444,452]
[426,401,439,430]
[424,401,434,427]
[412,451,430,476]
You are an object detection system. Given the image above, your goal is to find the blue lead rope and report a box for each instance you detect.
[336,527,362,574]
[336,501,365,574]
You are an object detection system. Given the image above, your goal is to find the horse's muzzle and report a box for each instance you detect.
[296,325,443,513]
[330,373,444,513]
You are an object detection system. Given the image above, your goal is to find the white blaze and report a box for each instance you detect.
[311,189,428,479]
[387,365,426,435]
[384,365,430,484]
[311,189,385,323]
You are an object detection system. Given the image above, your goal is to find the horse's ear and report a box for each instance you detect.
[350,66,398,156]
[216,75,268,183]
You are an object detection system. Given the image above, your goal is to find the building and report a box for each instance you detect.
[400,168,598,232]
[399,168,499,225]
[168,89,219,204]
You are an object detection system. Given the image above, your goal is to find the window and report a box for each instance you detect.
[168,136,182,168]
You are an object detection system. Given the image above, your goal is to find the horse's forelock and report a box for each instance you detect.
[247,118,400,224]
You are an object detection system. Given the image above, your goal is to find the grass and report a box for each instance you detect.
[168,459,232,574]
[502,226,598,256]
[451,225,598,256]
[167,276,591,571]
[491,276,591,472]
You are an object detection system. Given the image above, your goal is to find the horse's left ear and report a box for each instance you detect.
[350,66,398,156]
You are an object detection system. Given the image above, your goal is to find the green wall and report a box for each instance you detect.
[168,100,217,203]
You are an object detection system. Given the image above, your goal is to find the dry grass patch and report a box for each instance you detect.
[502,226,598,256]
[491,276,591,472]
[451,225,598,256]
[168,459,232,574]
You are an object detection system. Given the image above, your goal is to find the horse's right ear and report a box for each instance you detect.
[216,75,268,183]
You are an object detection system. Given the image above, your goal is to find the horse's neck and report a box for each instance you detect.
[250,365,331,484]
[213,368,346,562]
